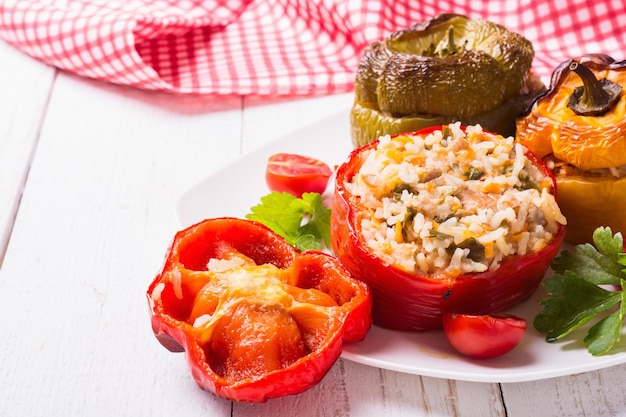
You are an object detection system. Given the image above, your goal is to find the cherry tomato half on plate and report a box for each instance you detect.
[266,153,333,197]
[442,312,527,359]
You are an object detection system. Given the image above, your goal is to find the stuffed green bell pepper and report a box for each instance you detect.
[351,14,544,147]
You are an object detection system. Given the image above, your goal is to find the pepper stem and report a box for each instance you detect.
[567,60,622,116]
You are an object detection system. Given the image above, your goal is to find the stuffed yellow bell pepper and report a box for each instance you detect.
[517,54,626,244]
[351,14,544,147]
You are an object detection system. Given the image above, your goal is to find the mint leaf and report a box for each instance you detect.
[534,227,626,356]
[246,192,304,237]
[298,192,331,249]
[246,192,331,251]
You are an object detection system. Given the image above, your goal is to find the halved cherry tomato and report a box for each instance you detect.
[442,312,527,359]
[266,153,332,197]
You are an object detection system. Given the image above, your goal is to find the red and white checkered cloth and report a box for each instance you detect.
[1,0,625,95]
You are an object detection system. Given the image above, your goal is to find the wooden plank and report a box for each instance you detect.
[0,41,56,265]
[0,71,242,416]
[232,359,505,417]
[341,360,505,417]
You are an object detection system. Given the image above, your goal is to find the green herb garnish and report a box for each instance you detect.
[465,167,485,181]
[534,226,626,356]
[246,192,331,251]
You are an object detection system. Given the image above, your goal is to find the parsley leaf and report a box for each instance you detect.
[246,192,331,251]
[534,227,626,356]
[551,227,624,285]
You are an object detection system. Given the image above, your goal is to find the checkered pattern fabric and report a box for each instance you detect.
[1,0,625,95]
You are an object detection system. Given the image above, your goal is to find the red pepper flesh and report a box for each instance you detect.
[147,218,372,402]
[331,127,565,331]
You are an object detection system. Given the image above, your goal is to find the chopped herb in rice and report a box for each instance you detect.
[346,123,567,278]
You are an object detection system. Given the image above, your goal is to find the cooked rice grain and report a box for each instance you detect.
[347,123,566,278]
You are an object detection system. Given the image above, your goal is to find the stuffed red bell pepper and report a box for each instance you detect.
[147,218,372,402]
[331,123,566,331]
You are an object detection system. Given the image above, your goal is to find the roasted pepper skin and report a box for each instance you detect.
[147,218,372,402]
[350,14,543,147]
[331,127,565,331]
[517,54,626,244]
[350,98,531,149]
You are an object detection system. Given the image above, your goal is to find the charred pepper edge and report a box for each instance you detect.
[377,13,536,102]
[519,53,626,117]
[567,60,622,116]
[351,14,542,146]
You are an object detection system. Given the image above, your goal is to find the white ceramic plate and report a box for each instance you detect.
[175,111,626,383]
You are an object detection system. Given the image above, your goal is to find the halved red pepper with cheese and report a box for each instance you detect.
[147,218,372,403]
[331,126,565,331]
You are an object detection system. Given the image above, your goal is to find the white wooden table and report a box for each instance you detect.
[1,39,625,417]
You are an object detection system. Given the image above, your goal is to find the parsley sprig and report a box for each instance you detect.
[246,192,331,251]
[534,227,626,356]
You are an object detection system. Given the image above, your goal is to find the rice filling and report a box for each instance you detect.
[347,123,567,278]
